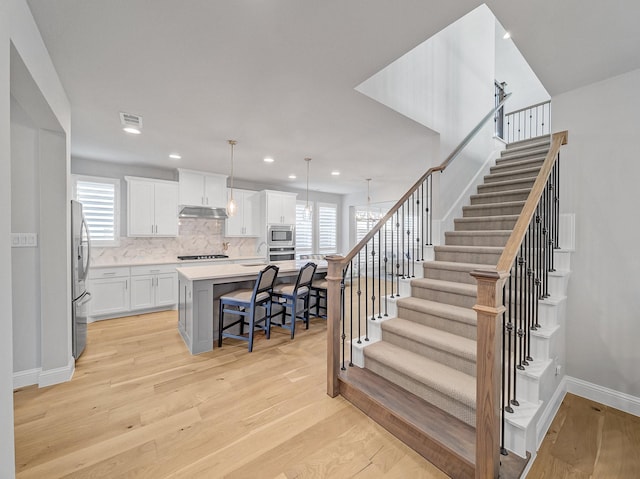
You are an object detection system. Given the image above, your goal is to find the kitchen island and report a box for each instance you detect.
[176,259,327,354]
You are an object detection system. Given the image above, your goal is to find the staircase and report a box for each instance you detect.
[337,135,566,479]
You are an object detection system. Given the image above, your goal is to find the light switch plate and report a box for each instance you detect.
[11,233,38,248]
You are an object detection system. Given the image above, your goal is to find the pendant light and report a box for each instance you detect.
[226,140,238,217]
[303,157,312,220]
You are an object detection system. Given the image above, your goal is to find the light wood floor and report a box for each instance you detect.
[527,392,640,478]
[13,311,640,478]
[13,311,448,478]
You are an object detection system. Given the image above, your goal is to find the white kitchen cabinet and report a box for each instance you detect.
[178,169,227,208]
[225,189,259,236]
[130,265,177,310]
[263,190,297,225]
[126,177,179,237]
[87,267,130,317]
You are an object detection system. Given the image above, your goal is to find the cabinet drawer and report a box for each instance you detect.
[88,266,130,279]
[130,264,177,276]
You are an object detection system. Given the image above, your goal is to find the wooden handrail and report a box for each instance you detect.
[337,93,512,266]
[494,130,568,274]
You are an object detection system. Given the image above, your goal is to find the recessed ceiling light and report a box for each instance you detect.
[503,31,511,40]
[123,126,141,135]
[169,154,182,160]
[331,170,340,176]
[264,157,274,163]
[288,174,296,179]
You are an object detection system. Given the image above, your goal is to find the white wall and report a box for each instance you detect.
[11,96,41,374]
[1,1,71,475]
[493,18,549,113]
[347,4,497,249]
[552,68,640,398]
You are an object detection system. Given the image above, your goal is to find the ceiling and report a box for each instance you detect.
[26,1,640,195]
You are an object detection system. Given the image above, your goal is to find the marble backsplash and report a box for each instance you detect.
[91,218,261,266]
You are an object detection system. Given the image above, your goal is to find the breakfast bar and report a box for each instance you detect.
[176,259,327,354]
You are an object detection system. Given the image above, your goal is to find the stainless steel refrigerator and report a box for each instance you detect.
[71,200,92,359]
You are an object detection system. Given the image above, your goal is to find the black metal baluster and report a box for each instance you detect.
[510,264,520,408]
[365,244,369,341]
[390,215,395,299]
[541,185,549,298]
[411,192,415,277]
[401,203,406,279]
[341,265,347,371]
[378,229,382,319]
[357,253,362,345]
[384,221,388,316]
[517,245,526,370]
[501,282,508,456]
[409,194,414,277]
[419,182,424,261]
[428,175,433,246]
[349,260,354,367]
[544,183,551,296]
[505,273,514,413]
[526,225,534,363]
[395,212,401,296]
[370,235,376,321]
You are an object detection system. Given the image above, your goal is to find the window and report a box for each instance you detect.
[318,203,337,255]
[72,175,120,246]
[296,201,338,258]
[295,201,313,257]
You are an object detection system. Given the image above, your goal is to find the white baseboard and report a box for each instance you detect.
[13,368,41,389]
[566,376,640,418]
[38,357,75,388]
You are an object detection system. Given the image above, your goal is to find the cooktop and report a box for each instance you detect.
[177,254,229,261]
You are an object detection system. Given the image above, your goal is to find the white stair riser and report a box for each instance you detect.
[554,249,571,271]
[548,272,570,297]
[537,296,566,329]
[530,326,560,362]
[504,401,542,458]
[515,360,553,403]
[367,315,394,342]
[398,278,412,297]
[347,336,379,368]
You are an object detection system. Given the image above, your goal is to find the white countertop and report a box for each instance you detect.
[91,255,265,268]
[176,259,328,282]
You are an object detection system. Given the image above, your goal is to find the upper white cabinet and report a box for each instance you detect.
[178,169,227,208]
[126,177,178,237]
[263,190,297,225]
[225,189,260,237]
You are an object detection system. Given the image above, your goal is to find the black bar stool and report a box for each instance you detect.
[271,262,316,339]
[218,265,279,352]
[310,276,328,319]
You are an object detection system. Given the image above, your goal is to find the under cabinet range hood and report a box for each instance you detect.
[178,206,228,219]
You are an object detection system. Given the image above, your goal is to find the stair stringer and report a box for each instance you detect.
[503,248,572,458]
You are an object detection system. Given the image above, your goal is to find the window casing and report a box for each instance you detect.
[72,175,120,246]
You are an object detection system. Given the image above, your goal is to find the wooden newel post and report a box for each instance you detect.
[326,255,344,398]
[471,269,508,479]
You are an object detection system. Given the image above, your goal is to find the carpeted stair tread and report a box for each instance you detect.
[411,277,477,296]
[484,166,542,183]
[454,215,519,232]
[397,296,477,325]
[445,230,511,248]
[424,259,495,275]
[498,146,550,163]
[470,188,531,206]
[503,135,550,151]
[382,318,477,363]
[477,177,536,194]
[434,245,503,265]
[364,341,476,410]
[462,201,526,217]
[490,156,545,175]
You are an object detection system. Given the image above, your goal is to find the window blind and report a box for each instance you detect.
[318,203,337,255]
[295,201,313,257]
[74,177,119,244]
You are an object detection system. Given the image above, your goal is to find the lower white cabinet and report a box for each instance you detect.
[88,264,178,321]
[130,265,177,310]
[87,267,131,317]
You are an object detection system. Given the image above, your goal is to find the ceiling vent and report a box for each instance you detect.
[119,111,143,130]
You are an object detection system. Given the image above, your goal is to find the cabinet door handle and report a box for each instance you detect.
[103,272,116,276]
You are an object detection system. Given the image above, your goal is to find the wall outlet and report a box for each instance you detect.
[11,233,38,248]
